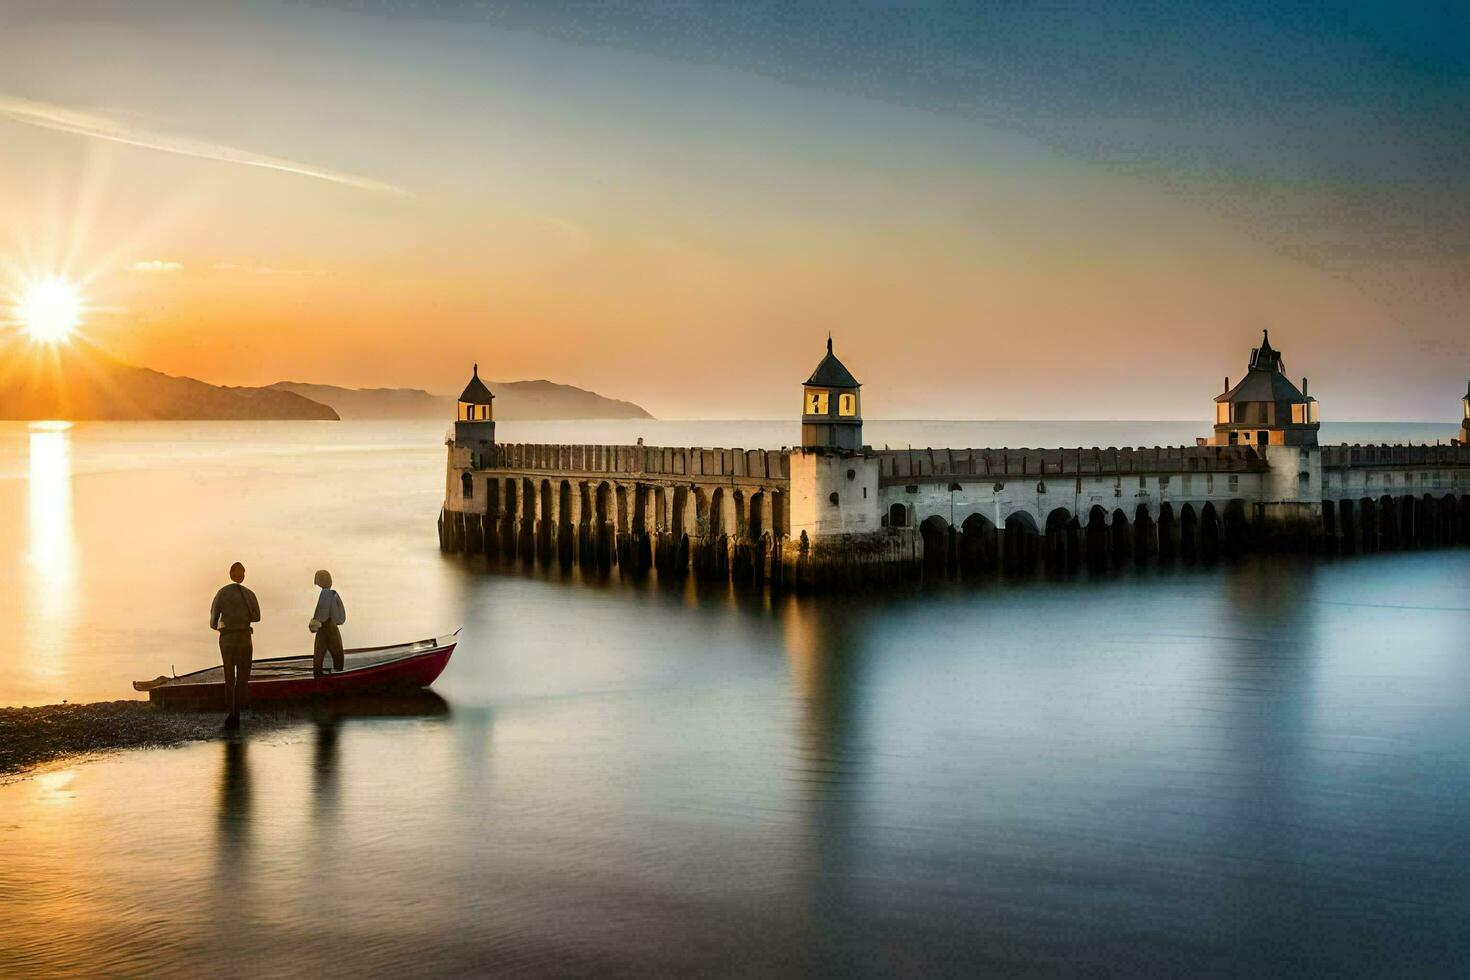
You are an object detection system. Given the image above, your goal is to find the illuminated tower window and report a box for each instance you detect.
[800,337,863,452]
[453,362,497,449]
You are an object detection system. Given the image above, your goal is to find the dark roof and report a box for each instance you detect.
[1216,370,1306,404]
[804,337,860,388]
[1250,329,1282,372]
[1215,330,1307,404]
[458,364,494,403]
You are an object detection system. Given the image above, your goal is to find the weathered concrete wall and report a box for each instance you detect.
[779,527,922,590]
[474,441,790,483]
[1321,444,1470,469]
[1257,445,1322,543]
[441,440,792,584]
[883,472,1263,535]
[875,444,1266,481]
[780,450,901,588]
[787,450,881,539]
[440,439,1470,586]
[1318,445,1470,553]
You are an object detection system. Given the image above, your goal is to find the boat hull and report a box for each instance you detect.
[140,635,457,709]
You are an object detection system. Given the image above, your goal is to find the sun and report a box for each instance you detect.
[16,278,83,343]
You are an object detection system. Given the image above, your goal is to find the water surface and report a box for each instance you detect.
[2,420,1468,975]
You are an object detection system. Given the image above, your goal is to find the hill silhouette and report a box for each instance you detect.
[0,339,338,420]
[0,338,653,422]
[269,379,653,420]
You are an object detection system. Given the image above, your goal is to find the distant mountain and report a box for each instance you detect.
[266,383,445,419]
[0,340,338,421]
[269,379,654,421]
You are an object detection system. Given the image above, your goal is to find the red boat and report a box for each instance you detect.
[134,632,458,708]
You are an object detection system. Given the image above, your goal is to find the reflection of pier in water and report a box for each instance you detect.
[781,598,871,969]
[1209,560,1324,954]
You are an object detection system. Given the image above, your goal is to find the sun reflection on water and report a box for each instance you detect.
[28,421,75,576]
[35,768,78,804]
[26,422,77,666]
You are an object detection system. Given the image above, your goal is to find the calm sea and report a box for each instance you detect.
[2,419,1468,976]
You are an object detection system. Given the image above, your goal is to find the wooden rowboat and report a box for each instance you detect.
[134,632,458,708]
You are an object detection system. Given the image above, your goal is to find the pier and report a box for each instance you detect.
[439,341,1470,588]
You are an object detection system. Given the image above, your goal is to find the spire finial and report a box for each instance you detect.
[473,362,478,377]
[827,333,832,355]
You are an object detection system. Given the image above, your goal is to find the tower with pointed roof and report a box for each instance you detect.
[801,336,863,452]
[454,363,496,449]
[1459,380,1470,446]
[1209,331,1319,448]
[786,337,882,560]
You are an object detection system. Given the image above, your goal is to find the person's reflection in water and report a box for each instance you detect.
[450,705,494,808]
[310,717,341,844]
[306,695,451,845]
[215,737,253,880]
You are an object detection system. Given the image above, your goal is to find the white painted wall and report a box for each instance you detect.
[882,471,1265,531]
[446,444,1470,540]
[787,450,881,539]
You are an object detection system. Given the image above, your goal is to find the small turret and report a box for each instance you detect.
[1210,330,1318,448]
[1460,380,1469,446]
[801,336,862,452]
[454,363,496,449]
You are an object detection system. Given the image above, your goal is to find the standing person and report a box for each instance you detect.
[310,570,347,678]
[210,562,261,730]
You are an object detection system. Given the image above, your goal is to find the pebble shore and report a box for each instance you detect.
[0,701,294,777]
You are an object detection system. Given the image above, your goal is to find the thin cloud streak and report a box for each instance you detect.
[0,95,408,197]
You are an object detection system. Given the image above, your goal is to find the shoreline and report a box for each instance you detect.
[0,700,297,779]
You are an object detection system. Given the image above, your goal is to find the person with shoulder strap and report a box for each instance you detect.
[309,569,347,678]
[209,561,261,730]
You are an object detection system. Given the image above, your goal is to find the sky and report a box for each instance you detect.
[0,0,1467,420]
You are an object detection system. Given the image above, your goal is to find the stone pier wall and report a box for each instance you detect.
[440,440,1470,588]
[440,440,794,585]
[1319,445,1470,553]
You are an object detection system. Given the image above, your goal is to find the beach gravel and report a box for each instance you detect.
[0,701,291,777]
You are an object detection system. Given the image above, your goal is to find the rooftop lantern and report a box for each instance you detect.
[801,335,862,452]
[1210,330,1319,448]
[453,363,496,449]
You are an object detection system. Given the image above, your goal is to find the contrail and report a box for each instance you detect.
[0,95,408,196]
